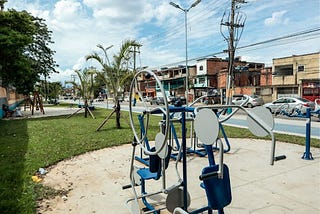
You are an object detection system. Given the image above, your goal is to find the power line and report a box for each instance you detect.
[143,1,229,50]
[149,27,320,70]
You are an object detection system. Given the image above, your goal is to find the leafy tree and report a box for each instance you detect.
[0,0,7,11]
[86,40,141,128]
[0,8,57,94]
[36,80,62,103]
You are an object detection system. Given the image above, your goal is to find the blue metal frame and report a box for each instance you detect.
[134,105,234,213]
[134,114,151,166]
[302,108,313,160]
[280,107,314,160]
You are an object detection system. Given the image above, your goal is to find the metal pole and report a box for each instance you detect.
[184,10,189,105]
[170,1,201,105]
[181,110,188,210]
[302,108,313,160]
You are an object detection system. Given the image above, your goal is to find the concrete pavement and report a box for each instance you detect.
[40,138,320,214]
[20,105,320,213]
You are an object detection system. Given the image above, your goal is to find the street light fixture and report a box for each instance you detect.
[169,0,201,104]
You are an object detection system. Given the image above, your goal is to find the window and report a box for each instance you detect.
[297,65,305,72]
[199,65,203,71]
[274,64,293,75]
[199,77,205,84]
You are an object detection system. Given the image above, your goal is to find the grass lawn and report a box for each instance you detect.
[0,107,319,213]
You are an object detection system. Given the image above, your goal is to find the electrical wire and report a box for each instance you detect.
[148,27,320,69]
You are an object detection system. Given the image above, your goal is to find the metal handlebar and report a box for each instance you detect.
[199,140,224,180]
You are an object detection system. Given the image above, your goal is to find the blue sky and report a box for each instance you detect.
[5,0,320,83]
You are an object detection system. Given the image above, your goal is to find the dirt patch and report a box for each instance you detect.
[37,145,133,214]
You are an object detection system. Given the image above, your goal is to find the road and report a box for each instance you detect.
[67,100,320,139]
[221,113,319,139]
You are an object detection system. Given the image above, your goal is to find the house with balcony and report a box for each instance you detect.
[194,57,266,102]
[193,57,228,99]
[272,52,320,101]
[152,66,196,101]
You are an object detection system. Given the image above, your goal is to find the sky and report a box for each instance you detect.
[5,0,320,84]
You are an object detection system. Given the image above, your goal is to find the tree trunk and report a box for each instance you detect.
[84,99,88,118]
[115,99,121,128]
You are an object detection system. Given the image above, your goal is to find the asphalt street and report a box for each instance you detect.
[91,100,320,140]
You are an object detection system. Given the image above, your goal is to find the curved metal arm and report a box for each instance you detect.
[128,70,169,156]
[195,105,277,165]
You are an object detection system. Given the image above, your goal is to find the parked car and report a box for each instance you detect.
[94,96,104,102]
[143,96,151,102]
[124,96,130,102]
[170,96,186,106]
[231,94,264,108]
[150,97,165,105]
[263,97,315,114]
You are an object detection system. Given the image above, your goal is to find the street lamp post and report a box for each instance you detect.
[170,0,201,104]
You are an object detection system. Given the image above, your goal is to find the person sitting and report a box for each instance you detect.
[2,104,14,118]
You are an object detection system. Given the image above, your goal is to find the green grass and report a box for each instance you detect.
[0,107,319,213]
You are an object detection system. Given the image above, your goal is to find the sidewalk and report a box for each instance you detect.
[20,106,81,119]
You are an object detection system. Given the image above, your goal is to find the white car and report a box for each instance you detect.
[263,97,315,115]
[232,94,264,108]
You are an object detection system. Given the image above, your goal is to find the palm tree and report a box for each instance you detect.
[86,39,141,128]
[67,68,96,118]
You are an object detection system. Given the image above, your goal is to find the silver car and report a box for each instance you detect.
[231,94,264,108]
[263,97,315,115]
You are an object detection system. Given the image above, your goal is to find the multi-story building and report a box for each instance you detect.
[272,52,320,101]
[137,52,318,104]
[194,57,266,101]
[194,57,229,99]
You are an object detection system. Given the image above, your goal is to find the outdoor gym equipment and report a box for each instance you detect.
[171,105,285,214]
[124,70,190,213]
[193,108,231,214]
[124,70,285,213]
[277,103,315,160]
[128,70,170,156]
[168,94,234,161]
[187,94,252,155]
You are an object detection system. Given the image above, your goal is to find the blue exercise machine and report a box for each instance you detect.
[124,70,286,214]
[278,103,316,160]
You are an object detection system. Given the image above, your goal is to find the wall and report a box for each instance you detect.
[0,87,24,118]
[234,87,255,95]
[260,67,272,86]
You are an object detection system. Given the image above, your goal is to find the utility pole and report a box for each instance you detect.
[221,0,246,105]
[131,44,142,72]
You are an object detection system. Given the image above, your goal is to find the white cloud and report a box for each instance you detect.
[264,10,289,26]
[53,0,83,21]
[49,68,75,84]
[3,0,319,83]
